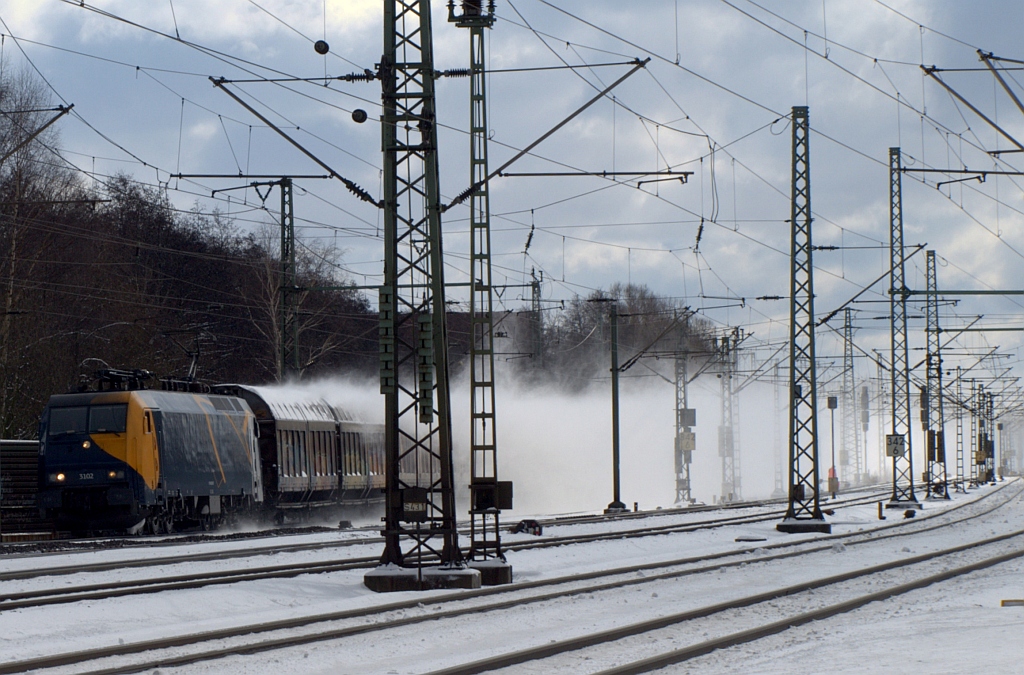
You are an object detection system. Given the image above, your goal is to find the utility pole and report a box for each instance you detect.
[587,295,628,513]
[860,385,870,481]
[841,308,861,484]
[366,0,475,592]
[778,106,829,534]
[924,250,949,498]
[827,395,839,497]
[875,352,888,482]
[674,317,696,505]
[998,420,1008,477]
[606,301,627,513]
[886,148,921,509]
[449,0,511,586]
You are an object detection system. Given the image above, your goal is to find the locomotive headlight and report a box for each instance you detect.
[82,440,91,449]
[55,472,66,482]
[108,470,123,479]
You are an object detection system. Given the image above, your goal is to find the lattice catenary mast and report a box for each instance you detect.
[278,178,299,380]
[448,0,512,586]
[365,0,476,592]
[886,148,921,509]
[674,319,695,504]
[924,250,949,498]
[778,106,829,534]
[718,331,740,503]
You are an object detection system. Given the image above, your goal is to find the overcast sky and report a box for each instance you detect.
[4,0,1024,391]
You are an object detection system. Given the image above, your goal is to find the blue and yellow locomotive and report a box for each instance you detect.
[38,386,261,533]
[36,371,412,533]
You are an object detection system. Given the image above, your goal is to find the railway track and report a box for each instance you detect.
[437,528,1024,674]
[0,482,888,559]
[0,481,1017,674]
[0,489,898,608]
[0,487,889,584]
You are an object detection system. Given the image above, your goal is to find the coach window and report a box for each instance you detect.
[344,433,353,475]
[315,432,323,476]
[280,430,290,478]
[327,432,335,476]
[315,432,321,476]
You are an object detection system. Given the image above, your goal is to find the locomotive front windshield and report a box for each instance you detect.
[47,404,127,436]
[48,407,88,436]
[89,405,128,433]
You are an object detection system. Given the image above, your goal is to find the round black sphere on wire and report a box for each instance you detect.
[314,40,330,55]
[351,109,368,124]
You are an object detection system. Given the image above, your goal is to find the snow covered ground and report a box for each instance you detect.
[2,481,1023,674]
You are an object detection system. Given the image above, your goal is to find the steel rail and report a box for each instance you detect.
[0,490,889,601]
[0,483,1017,674]
[0,485,844,562]
[0,499,877,610]
[437,526,1024,675]
[593,544,1024,674]
[0,487,886,583]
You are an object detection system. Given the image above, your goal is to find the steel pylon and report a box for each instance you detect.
[449,0,511,586]
[886,148,921,509]
[674,325,694,504]
[924,250,949,498]
[954,366,966,491]
[778,106,829,534]
[970,379,979,486]
[718,331,740,503]
[366,0,473,592]
[279,178,299,380]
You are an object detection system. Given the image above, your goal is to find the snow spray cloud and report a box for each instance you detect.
[260,363,788,519]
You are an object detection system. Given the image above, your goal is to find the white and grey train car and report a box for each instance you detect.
[216,385,435,521]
